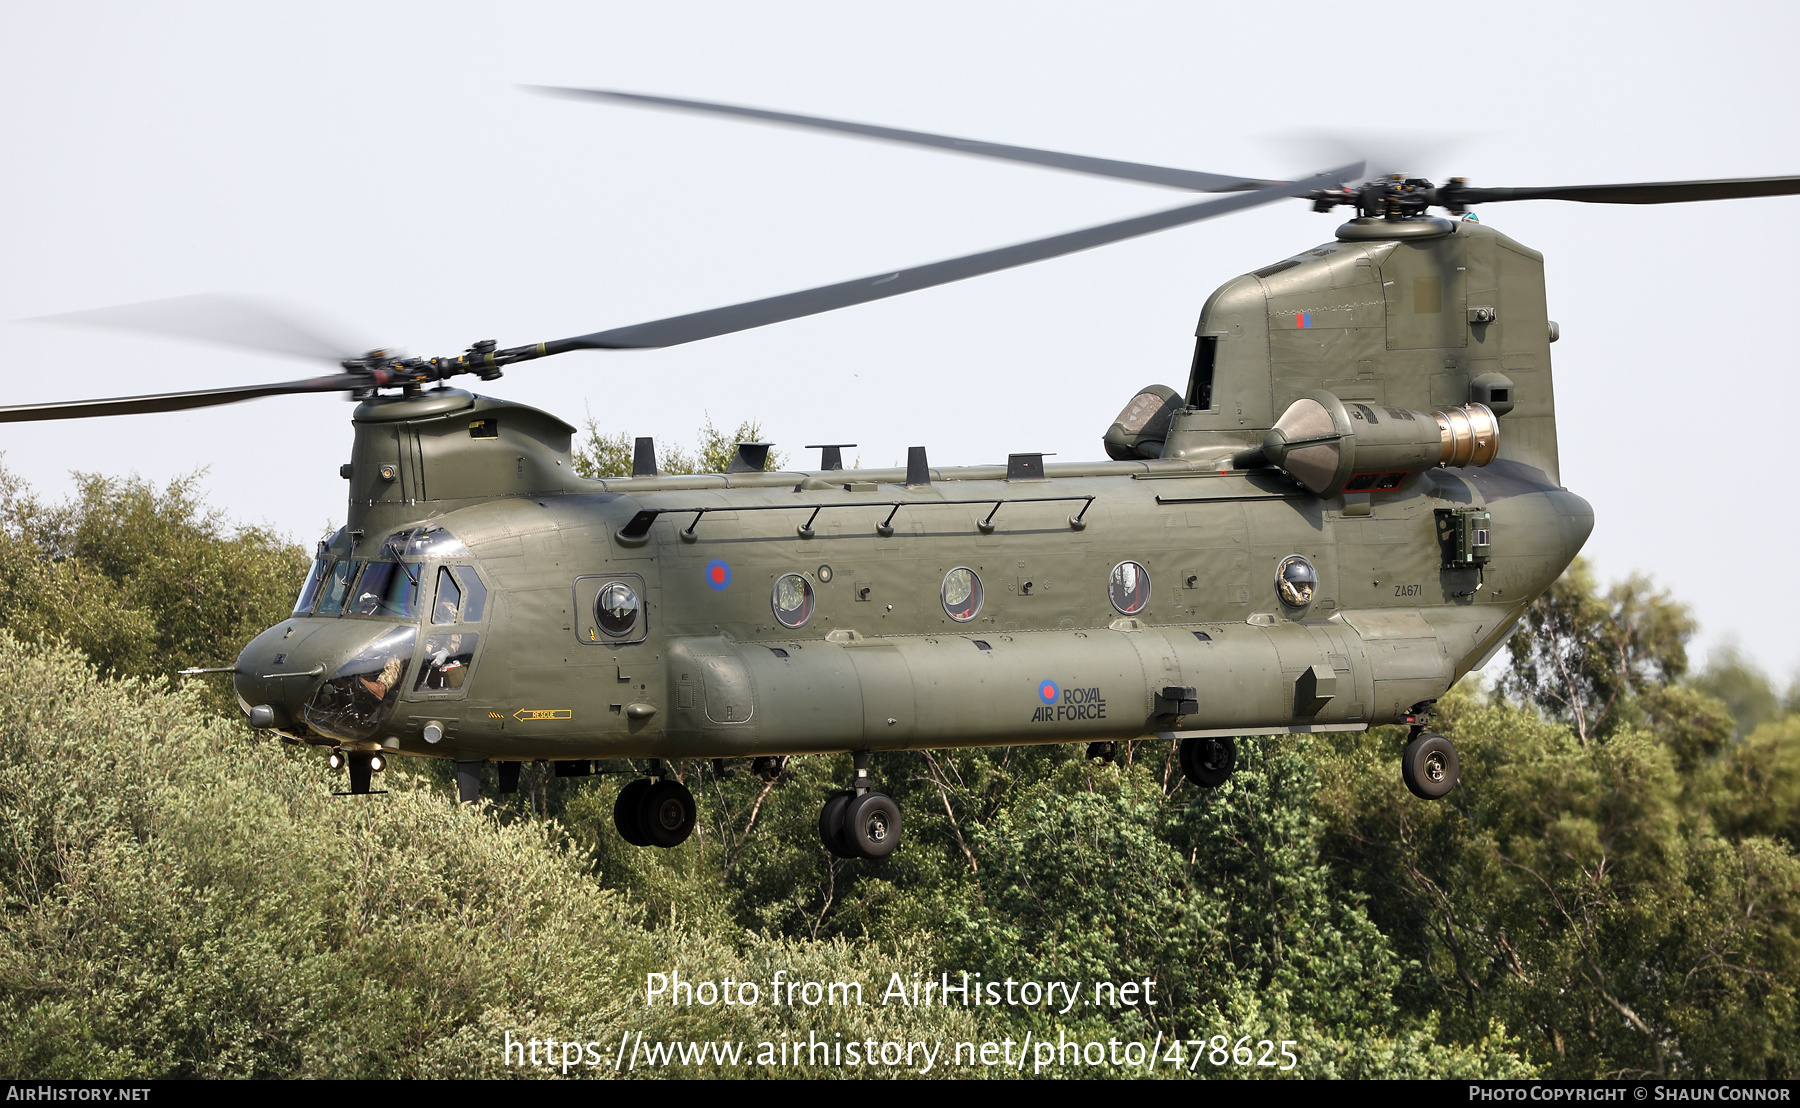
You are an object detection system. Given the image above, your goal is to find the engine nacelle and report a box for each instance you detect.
[1102,384,1184,460]
[1261,391,1498,497]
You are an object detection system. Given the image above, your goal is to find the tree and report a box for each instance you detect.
[572,414,786,479]
[1500,559,1696,743]
[1691,643,1784,740]
[0,464,307,715]
[1321,691,1800,1078]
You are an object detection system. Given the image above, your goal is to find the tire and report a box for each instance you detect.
[842,792,902,859]
[1180,736,1236,788]
[614,777,654,847]
[640,779,697,847]
[818,789,856,858]
[1402,733,1459,800]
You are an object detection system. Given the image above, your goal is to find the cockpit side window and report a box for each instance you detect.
[414,633,479,693]
[432,566,462,625]
[453,565,488,623]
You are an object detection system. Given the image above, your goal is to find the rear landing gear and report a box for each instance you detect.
[613,762,697,848]
[819,790,856,859]
[817,751,902,859]
[842,792,901,858]
[615,777,654,847]
[1180,736,1236,788]
[1401,732,1459,799]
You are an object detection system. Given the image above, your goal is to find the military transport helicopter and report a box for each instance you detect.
[8,88,1798,860]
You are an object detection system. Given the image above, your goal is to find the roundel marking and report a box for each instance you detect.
[705,558,732,592]
[1038,680,1060,704]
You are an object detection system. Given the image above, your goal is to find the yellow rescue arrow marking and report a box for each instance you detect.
[513,708,573,721]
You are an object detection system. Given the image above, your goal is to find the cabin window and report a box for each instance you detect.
[772,574,815,629]
[1275,555,1317,608]
[1109,561,1152,614]
[596,581,641,638]
[942,568,984,623]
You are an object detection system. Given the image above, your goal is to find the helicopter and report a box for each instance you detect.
[7,88,1798,860]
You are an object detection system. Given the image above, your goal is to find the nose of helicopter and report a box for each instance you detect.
[234,619,417,741]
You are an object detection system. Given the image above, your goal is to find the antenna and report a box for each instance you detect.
[805,443,857,471]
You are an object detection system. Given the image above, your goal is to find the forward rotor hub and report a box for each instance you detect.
[1309,175,1473,220]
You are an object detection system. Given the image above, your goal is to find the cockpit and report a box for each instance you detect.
[277,524,491,743]
[291,525,482,622]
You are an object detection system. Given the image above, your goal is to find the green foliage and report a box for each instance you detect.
[573,415,787,479]
[1501,558,1695,743]
[1692,643,1785,740]
[3,467,1799,1079]
[1706,715,1800,848]
[0,463,308,715]
[1321,691,1800,1077]
[0,632,989,1078]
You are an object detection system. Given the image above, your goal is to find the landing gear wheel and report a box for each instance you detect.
[843,792,902,859]
[614,777,654,847]
[1401,733,1459,800]
[640,779,697,848]
[1180,736,1236,788]
[818,789,856,858]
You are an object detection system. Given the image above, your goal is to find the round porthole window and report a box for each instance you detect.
[1275,555,1317,608]
[595,581,641,637]
[941,567,984,622]
[772,573,815,628]
[1108,560,1151,614]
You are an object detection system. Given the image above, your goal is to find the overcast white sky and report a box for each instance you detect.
[2,2,1796,679]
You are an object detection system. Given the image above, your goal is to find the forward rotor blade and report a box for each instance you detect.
[31,294,370,364]
[0,375,368,423]
[547,166,1360,352]
[1448,175,1800,206]
[533,86,1272,194]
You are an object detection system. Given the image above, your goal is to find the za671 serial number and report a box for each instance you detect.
[1168,1036,1297,1071]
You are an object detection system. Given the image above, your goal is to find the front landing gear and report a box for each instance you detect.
[818,751,903,859]
[1401,732,1460,799]
[328,749,386,796]
[614,763,697,848]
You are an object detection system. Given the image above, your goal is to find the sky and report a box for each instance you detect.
[2,2,1796,680]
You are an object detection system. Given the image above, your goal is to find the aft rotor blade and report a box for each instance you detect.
[1446,175,1800,206]
[0,374,369,423]
[533,86,1272,193]
[547,166,1360,352]
[31,294,371,364]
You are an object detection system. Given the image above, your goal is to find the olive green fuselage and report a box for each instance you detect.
[233,217,1593,764]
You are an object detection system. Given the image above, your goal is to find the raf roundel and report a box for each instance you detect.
[1038,680,1060,705]
[704,558,732,592]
